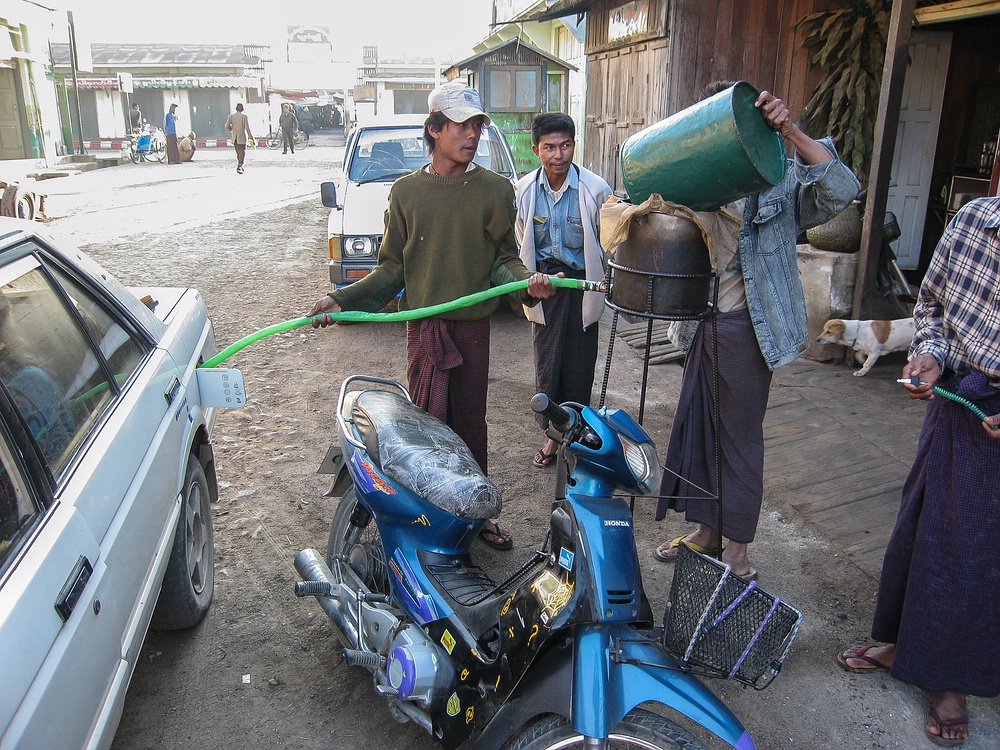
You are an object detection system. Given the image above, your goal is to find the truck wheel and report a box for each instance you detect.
[506,708,708,750]
[151,454,215,630]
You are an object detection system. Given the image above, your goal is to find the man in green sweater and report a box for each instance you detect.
[308,82,556,550]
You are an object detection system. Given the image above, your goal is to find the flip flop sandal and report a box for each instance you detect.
[478,521,513,551]
[653,535,722,562]
[532,449,556,469]
[925,708,968,747]
[836,645,892,673]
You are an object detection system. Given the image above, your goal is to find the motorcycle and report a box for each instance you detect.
[294,374,764,750]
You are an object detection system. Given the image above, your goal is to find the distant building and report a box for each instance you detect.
[50,43,267,146]
[347,46,450,134]
[1,2,63,166]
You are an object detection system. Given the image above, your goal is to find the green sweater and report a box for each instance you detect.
[331,165,534,319]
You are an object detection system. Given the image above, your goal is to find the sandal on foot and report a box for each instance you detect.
[653,535,721,562]
[478,521,513,550]
[532,448,556,468]
[925,708,968,747]
[837,645,891,673]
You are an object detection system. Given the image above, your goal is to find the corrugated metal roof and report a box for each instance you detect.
[50,43,260,67]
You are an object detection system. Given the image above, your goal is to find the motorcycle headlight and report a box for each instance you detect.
[343,236,377,257]
[620,435,662,495]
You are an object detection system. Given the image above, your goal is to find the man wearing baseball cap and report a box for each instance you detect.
[307,81,556,551]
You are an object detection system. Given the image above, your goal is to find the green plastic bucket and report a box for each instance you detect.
[620,82,787,210]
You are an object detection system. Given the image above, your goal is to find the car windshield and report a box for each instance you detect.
[346,126,515,182]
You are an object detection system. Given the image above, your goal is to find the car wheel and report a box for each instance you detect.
[151,453,215,630]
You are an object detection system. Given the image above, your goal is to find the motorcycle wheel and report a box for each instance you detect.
[327,487,391,596]
[506,708,707,750]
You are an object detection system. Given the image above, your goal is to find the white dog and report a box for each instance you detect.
[817,318,915,376]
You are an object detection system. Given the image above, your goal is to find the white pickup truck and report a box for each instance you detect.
[320,115,519,291]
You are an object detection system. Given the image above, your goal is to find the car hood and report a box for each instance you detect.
[337,180,394,235]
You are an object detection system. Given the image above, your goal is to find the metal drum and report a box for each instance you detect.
[608,211,713,320]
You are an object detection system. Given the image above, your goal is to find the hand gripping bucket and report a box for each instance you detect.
[620,82,787,211]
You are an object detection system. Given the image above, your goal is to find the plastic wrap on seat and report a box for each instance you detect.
[351,390,501,520]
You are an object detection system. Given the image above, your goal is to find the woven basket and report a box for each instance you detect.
[805,203,862,253]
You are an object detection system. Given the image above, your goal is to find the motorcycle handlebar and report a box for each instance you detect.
[531,394,575,434]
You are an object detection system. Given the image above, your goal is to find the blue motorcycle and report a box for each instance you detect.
[295,374,770,750]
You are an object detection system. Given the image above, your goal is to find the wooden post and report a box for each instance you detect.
[851,0,916,319]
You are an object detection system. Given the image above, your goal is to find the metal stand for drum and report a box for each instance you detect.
[599,259,723,558]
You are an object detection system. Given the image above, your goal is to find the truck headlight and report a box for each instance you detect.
[343,237,377,257]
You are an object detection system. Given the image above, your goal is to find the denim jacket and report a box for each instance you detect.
[740,138,860,369]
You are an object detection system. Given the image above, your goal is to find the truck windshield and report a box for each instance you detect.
[346,126,515,182]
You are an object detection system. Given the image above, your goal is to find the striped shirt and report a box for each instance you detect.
[910,196,1000,382]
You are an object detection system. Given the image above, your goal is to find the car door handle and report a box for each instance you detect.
[164,375,181,405]
[55,556,93,622]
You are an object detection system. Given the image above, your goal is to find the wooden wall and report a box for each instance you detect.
[582,0,835,191]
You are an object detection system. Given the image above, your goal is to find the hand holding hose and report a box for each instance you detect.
[307,295,342,328]
[527,271,560,299]
[900,354,940,401]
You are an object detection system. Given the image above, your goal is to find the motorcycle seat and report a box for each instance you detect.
[350,390,502,520]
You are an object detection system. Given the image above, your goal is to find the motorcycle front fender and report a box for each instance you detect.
[574,624,754,749]
[472,626,754,750]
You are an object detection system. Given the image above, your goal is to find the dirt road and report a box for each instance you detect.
[40,141,997,750]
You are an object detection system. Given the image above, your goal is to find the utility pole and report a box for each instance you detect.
[67,11,86,155]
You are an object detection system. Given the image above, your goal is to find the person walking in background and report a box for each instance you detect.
[225,103,254,174]
[164,103,180,164]
[306,81,557,551]
[129,103,142,133]
[515,112,612,469]
[652,82,859,580]
[278,104,299,155]
[838,196,1000,748]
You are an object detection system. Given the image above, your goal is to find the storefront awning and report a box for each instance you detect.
[64,75,259,89]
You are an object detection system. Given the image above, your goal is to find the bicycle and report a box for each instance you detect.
[264,129,308,151]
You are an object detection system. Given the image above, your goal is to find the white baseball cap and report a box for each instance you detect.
[427,82,492,125]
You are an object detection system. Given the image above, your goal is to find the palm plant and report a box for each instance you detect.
[797,0,891,186]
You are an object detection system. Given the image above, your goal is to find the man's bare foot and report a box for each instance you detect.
[925,691,968,747]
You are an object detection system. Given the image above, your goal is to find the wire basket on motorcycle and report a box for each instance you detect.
[663,543,802,689]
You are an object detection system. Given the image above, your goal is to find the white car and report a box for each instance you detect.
[0,219,220,749]
[320,115,518,290]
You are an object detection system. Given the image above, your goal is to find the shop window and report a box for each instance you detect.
[546,73,565,112]
[486,66,541,113]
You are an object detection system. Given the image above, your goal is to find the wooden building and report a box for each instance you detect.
[521,0,1000,315]
[444,37,576,174]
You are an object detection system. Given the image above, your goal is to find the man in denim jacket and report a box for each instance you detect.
[654,83,860,580]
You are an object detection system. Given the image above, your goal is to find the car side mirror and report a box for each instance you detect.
[320,181,338,208]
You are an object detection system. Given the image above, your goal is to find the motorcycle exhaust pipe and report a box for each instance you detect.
[294,548,360,648]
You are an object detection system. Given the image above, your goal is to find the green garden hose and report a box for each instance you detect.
[933,385,998,430]
[201,276,604,369]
